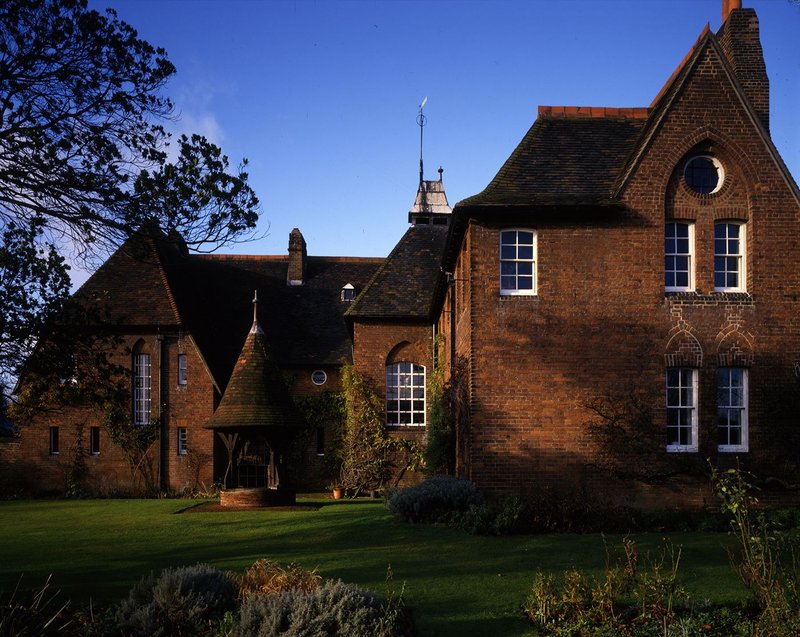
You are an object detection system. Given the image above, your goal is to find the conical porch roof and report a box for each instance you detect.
[205,296,306,431]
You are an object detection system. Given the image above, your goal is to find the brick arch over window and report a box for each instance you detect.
[659,127,760,206]
[664,327,703,368]
[716,326,754,367]
[386,341,412,366]
[385,340,430,368]
[666,141,753,220]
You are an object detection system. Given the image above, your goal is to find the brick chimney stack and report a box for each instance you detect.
[287,228,306,286]
[722,0,742,23]
[716,4,770,132]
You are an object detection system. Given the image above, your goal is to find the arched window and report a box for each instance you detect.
[132,343,152,426]
[386,362,425,426]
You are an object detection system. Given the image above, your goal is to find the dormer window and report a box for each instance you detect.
[341,283,355,302]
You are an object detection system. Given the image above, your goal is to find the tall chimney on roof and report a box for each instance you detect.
[722,0,742,23]
[287,228,306,286]
[716,3,769,131]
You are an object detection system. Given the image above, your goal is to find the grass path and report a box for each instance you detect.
[0,498,745,636]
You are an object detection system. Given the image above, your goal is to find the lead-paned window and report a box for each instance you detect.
[717,368,748,452]
[133,353,152,426]
[178,353,187,386]
[386,362,426,426]
[500,230,536,295]
[665,222,694,291]
[666,368,698,452]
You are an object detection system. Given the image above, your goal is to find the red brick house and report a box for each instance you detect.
[5,2,799,505]
[438,2,800,505]
[4,229,383,494]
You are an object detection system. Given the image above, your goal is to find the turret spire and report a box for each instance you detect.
[417,96,427,184]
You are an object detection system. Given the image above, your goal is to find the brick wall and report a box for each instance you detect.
[443,35,800,506]
[9,331,217,495]
[351,320,434,485]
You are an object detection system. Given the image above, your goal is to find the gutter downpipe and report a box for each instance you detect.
[157,332,168,492]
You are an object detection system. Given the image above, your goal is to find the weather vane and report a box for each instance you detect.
[417,96,427,184]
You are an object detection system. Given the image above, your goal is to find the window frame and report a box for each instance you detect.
[500,229,537,296]
[90,426,100,455]
[684,155,725,195]
[133,353,152,426]
[177,427,187,456]
[177,353,187,386]
[49,426,60,456]
[664,222,695,292]
[385,362,426,427]
[714,222,746,292]
[717,367,749,453]
[666,368,698,453]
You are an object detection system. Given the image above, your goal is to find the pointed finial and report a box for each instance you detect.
[417,97,427,185]
[250,290,263,334]
[438,166,444,182]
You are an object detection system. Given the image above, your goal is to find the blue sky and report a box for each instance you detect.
[82,0,799,276]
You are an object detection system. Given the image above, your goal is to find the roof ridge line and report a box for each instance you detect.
[538,105,649,119]
[649,23,711,109]
[149,234,183,327]
[612,25,715,197]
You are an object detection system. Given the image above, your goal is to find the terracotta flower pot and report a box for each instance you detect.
[332,487,344,500]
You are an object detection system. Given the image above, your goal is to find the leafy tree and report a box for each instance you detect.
[0,0,261,395]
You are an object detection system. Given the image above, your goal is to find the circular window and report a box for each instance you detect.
[684,156,724,194]
[311,370,327,386]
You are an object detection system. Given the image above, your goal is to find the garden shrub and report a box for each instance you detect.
[524,538,689,636]
[384,475,483,524]
[459,496,531,536]
[115,563,237,636]
[712,466,800,636]
[233,579,410,637]
[238,559,321,600]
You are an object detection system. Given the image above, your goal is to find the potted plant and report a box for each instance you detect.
[327,483,344,500]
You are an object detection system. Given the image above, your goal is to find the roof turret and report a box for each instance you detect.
[408,166,452,225]
[204,292,305,431]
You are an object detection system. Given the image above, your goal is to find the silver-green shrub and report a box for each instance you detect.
[384,475,483,524]
[234,579,403,637]
[116,563,237,636]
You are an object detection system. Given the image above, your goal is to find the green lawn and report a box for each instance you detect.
[0,498,746,636]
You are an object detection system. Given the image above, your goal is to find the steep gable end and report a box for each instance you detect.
[615,20,799,204]
[73,232,182,328]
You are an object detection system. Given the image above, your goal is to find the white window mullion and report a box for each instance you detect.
[666,368,698,452]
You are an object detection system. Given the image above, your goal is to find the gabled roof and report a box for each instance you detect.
[613,15,799,204]
[73,231,182,328]
[452,6,800,237]
[164,253,382,390]
[204,315,305,431]
[458,108,647,209]
[346,224,448,321]
[73,229,382,392]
